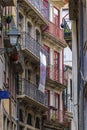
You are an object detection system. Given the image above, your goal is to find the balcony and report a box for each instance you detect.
[44,109,69,129]
[44,22,67,48]
[21,32,49,62]
[63,19,72,49]
[18,0,49,26]
[17,79,48,111]
[29,0,49,20]
[64,20,72,41]
[47,22,64,41]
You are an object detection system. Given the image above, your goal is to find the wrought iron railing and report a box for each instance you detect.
[63,93,73,113]
[47,65,67,85]
[20,32,49,63]
[29,0,49,20]
[47,109,67,123]
[46,22,65,42]
[17,79,48,106]
[64,19,72,40]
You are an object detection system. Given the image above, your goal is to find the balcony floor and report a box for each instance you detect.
[46,78,67,91]
[43,32,67,50]
[17,95,48,113]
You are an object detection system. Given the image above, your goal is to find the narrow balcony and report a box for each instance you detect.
[63,94,73,119]
[18,0,49,26]
[17,79,48,112]
[64,19,72,41]
[29,0,49,20]
[63,19,72,50]
[47,22,64,41]
[44,109,69,129]
[44,22,67,48]
[21,32,49,62]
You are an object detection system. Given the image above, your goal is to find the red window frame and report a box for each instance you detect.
[45,89,50,119]
[43,0,49,8]
[54,93,60,119]
[54,51,60,82]
[53,7,60,26]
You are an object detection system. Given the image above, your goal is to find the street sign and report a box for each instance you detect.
[0,90,10,99]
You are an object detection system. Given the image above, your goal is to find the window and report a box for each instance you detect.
[27,113,32,125]
[36,29,40,43]
[27,22,32,35]
[36,74,39,86]
[54,93,60,119]
[54,51,60,81]
[19,13,24,32]
[35,117,40,129]
[19,109,23,122]
[45,90,50,119]
[25,69,31,82]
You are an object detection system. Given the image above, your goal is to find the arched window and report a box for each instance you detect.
[35,117,40,129]
[36,29,40,43]
[27,22,32,35]
[27,113,32,125]
[19,12,24,32]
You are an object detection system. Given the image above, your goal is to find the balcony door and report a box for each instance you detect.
[54,93,60,120]
[54,51,60,82]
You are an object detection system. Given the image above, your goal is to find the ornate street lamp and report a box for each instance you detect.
[0,17,20,54]
[7,23,20,46]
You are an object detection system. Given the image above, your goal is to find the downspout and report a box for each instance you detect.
[16,1,20,130]
[76,18,79,130]
[79,1,84,130]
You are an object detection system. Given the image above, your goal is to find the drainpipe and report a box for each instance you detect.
[76,18,79,130]
[16,1,20,130]
[79,1,84,130]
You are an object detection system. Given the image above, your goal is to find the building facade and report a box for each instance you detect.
[0,0,73,130]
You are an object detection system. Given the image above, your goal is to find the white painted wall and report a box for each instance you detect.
[64,46,72,66]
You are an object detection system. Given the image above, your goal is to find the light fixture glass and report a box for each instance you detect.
[8,17,20,46]
[9,35,18,46]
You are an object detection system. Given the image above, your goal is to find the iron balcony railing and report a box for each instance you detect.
[46,22,65,42]
[64,19,72,41]
[20,32,49,63]
[63,93,73,113]
[29,0,49,20]
[47,65,67,85]
[47,109,67,123]
[17,79,48,106]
